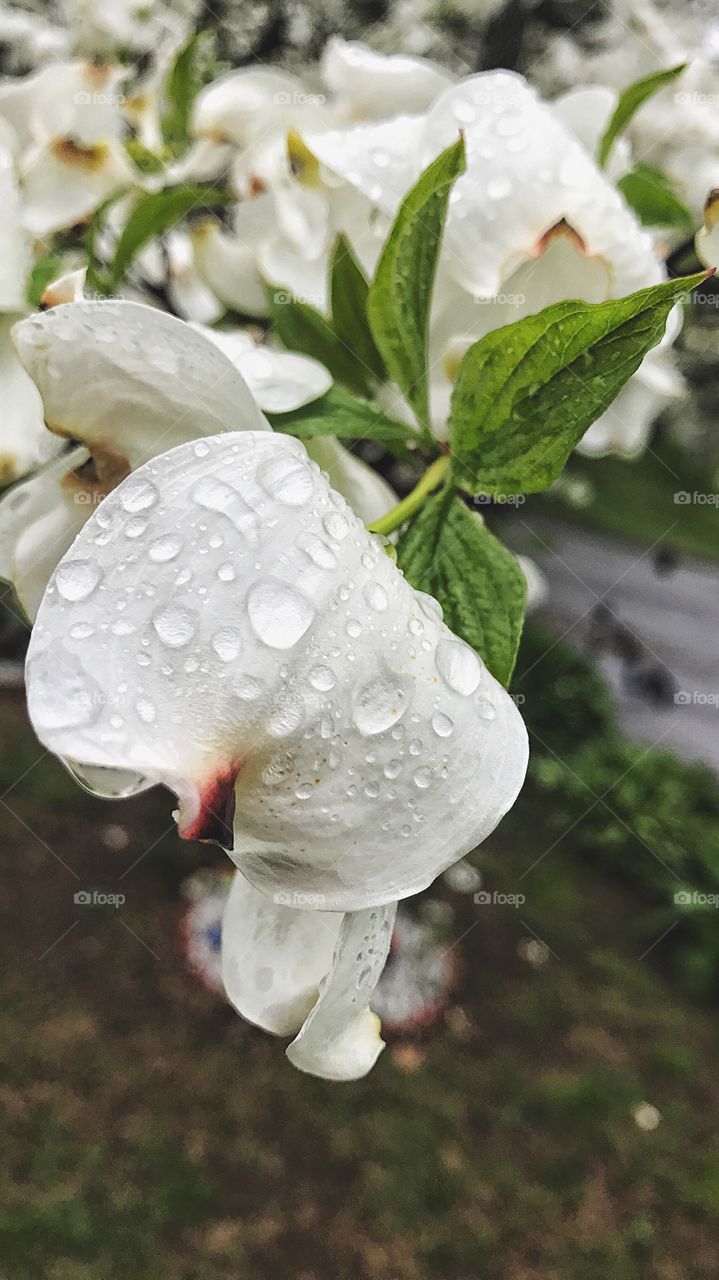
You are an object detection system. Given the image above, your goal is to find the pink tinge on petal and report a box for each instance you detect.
[178,765,240,850]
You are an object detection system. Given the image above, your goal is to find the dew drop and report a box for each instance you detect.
[323,510,349,541]
[352,673,409,736]
[55,559,101,603]
[432,712,454,738]
[436,639,481,695]
[151,604,197,649]
[119,476,158,513]
[413,766,432,789]
[363,581,388,612]
[136,697,156,724]
[217,563,236,582]
[149,534,182,563]
[258,453,314,505]
[211,627,242,662]
[309,665,335,692]
[247,579,315,649]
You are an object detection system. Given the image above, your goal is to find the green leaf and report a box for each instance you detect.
[367,137,466,429]
[268,386,416,457]
[330,235,385,381]
[598,63,686,168]
[162,30,216,153]
[26,252,67,307]
[83,187,133,295]
[617,165,693,233]
[269,295,372,397]
[109,186,228,289]
[449,272,707,496]
[396,488,526,687]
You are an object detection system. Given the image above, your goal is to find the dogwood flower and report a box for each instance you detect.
[24,425,528,1077]
[0,298,394,621]
[304,69,683,456]
[696,190,719,270]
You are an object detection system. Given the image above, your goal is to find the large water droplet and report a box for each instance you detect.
[436,639,481,695]
[119,476,159,514]
[152,605,197,649]
[55,559,101,603]
[149,534,183,563]
[352,673,409,736]
[323,511,349,541]
[432,712,453,738]
[247,579,315,649]
[309,665,335,692]
[27,646,101,731]
[191,475,258,545]
[258,453,314,505]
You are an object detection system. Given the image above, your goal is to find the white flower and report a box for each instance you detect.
[696,190,719,270]
[24,427,528,1078]
[306,69,682,456]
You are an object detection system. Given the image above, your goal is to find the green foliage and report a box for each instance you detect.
[330,234,386,382]
[270,293,373,397]
[26,252,67,307]
[396,488,526,686]
[448,273,706,495]
[268,386,416,457]
[598,63,687,168]
[367,137,466,430]
[617,165,693,233]
[108,187,228,291]
[161,30,216,153]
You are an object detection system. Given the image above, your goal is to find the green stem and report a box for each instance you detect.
[368,454,450,538]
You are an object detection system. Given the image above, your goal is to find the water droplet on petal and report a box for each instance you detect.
[309,665,335,692]
[152,605,197,649]
[217,563,236,582]
[363,581,388,612]
[323,511,349,541]
[432,712,453,738]
[120,477,159,514]
[247,579,315,649]
[258,454,314,505]
[436,639,481,695]
[211,627,242,662]
[149,534,183,563]
[413,767,432,789]
[352,673,409,736]
[55,560,101,603]
[136,697,156,724]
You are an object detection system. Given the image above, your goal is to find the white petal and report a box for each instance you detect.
[304,437,396,525]
[192,68,309,148]
[551,86,632,180]
[165,231,224,326]
[286,900,396,1080]
[0,446,89,619]
[221,870,342,1035]
[13,301,269,469]
[321,37,453,120]
[0,315,61,485]
[0,60,126,150]
[198,327,332,413]
[306,115,426,217]
[190,208,271,319]
[21,138,136,236]
[420,71,662,298]
[26,432,528,913]
[0,144,32,310]
[41,267,87,308]
[517,555,548,613]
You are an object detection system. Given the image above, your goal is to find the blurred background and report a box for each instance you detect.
[1,1,719,1277]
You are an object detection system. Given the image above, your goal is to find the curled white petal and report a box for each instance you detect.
[26,431,528,913]
[321,37,453,121]
[0,316,61,486]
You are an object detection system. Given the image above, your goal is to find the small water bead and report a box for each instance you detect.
[217,563,235,582]
[409,738,423,756]
[258,453,314,505]
[346,618,362,639]
[363,581,388,612]
[309,666,335,692]
[120,476,159,514]
[55,559,101,602]
[175,567,192,586]
[111,618,135,636]
[383,759,402,780]
[416,591,443,623]
[436,639,481,696]
[401,824,412,838]
[184,656,200,675]
[152,604,197,649]
[69,622,95,640]
[476,696,496,721]
[136,697,156,724]
[208,533,224,550]
[266,700,303,737]
[364,780,380,799]
[211,627,242,662]
[432,712,454,738]
[124,515,148,539]
[413,767,432,789]
[136,652,151,666]
[408,618,423,637]
[298,534,337,569]
[323,510,349,541]
[194,441,210,458]
[190,475,259,544]
[149,534,182,563]
[247,578,315,650]
[295,782,314,800]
